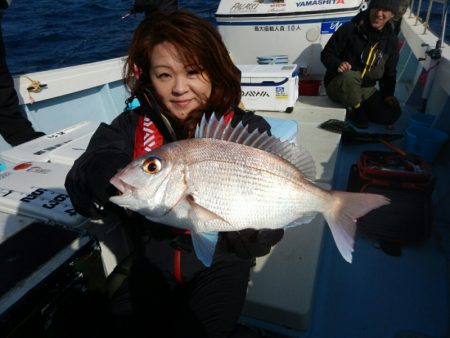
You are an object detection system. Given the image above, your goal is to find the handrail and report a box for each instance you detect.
[409,0,448,49]
[423,0,434,33]
[437,0,448,48]
[414,0,424,25]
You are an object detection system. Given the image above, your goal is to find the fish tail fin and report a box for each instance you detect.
[190,231,219,267]
[324,191,390,263]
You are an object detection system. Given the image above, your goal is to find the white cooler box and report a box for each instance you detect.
[0,159,132,277]
[0,160,85,227]
[238,64,299,113]
[0,121,133,277]
[0,120,99,165]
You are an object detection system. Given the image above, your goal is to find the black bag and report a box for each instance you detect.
[347,151,434,252]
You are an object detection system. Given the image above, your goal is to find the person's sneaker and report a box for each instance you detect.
[347,106,369,129]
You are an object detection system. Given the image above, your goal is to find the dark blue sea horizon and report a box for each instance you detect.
[2,0,220,75]
[2,0,449,76]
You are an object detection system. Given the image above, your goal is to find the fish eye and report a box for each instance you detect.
[141,156,162,174]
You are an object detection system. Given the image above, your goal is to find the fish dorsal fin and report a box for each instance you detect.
[195,114,317,181]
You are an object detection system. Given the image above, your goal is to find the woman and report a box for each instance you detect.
[65,10,283,338]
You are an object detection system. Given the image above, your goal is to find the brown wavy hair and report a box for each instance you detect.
[123,10,241,138]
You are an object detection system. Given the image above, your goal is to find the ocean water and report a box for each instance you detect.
[2,0,220,75]
[2,0,448,76]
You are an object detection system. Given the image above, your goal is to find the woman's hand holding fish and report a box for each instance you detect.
[219,229,285,259]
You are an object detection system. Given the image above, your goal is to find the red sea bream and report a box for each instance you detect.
[110,115,390,266]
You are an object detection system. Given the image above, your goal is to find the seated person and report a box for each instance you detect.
[321,0,402,129]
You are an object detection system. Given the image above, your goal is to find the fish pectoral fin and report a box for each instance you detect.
[187,195,230,231]
[190,231,219,267]
[187,200,233,267]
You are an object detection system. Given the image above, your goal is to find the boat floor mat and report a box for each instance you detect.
[378,240,402,257]
[347,151,434,250]
[318,119,404,142]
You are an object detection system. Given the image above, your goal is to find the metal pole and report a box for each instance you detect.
[415,0,424,25]
[423,0,432,33]
[436,0,448,48]
[409,0,415,17]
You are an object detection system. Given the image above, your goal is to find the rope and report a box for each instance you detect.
[24,76,47,93]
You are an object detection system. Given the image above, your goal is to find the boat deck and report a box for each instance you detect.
[1,84,448,338]
[311,118,449,338]
[241,96,449,337]
[242,96,345,333]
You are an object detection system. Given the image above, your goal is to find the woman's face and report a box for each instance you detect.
[150,42,212,122]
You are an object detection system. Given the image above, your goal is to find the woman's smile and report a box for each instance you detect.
[172,99,192,106]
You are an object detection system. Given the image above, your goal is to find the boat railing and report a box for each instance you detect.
[409,0,448,49]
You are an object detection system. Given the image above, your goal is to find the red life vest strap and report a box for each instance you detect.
[172,229,190,285]
[174,249,183,285]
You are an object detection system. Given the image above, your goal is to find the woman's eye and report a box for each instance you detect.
[187,69,200,77]
[156,72,171,80]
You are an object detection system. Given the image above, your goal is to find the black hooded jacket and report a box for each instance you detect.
[321,10,399,97]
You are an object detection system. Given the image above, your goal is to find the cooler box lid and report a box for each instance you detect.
[0,161,85,227]
[48,132,95,165]
[238,64,299,80]
[0,121,99,165]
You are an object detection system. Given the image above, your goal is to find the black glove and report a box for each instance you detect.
[85,153,131,212]
[219,229,284,259]
[65,152,130,219]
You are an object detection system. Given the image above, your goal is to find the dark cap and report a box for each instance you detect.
[369,0,400,15]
